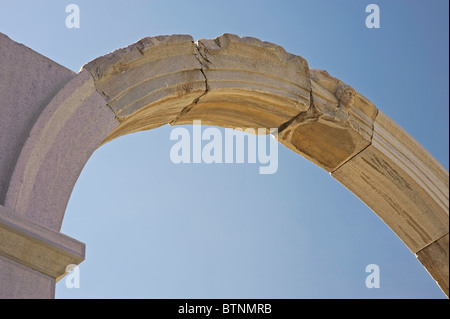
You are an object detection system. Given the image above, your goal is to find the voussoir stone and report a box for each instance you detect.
[172,33,311,132]
[417,233,449,296]
[276,68,378,172]
[82,35,206,143]
[332,110,449,253]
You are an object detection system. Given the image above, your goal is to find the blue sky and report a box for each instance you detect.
[1,1,448,298]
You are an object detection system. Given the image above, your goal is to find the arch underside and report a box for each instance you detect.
[1,33,448,297]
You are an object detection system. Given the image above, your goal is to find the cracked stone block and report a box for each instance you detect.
[276,68,378,172]
[82,35,206,143]
[172,33,311,132]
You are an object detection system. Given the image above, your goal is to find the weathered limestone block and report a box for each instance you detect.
[332,110,449,253]
[0,204,85,298]
[5,70,119,231]
[417,233,449,297]
[276,69,378,172]
[82,35,206,143]
[172,33,311,132]
[332,110,449,297]
[0,33,75,204]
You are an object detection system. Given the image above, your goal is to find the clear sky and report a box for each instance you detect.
[1,0,448,299]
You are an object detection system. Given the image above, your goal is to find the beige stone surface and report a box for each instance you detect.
[173,33,311,132]
[276,69,378,172]
[417,233,449,297]
[332,111,449,253]
[82,35,206,143]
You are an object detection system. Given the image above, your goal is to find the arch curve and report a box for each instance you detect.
[1,33,448,297]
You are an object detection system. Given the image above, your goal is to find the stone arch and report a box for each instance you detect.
[0,33,448,298]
